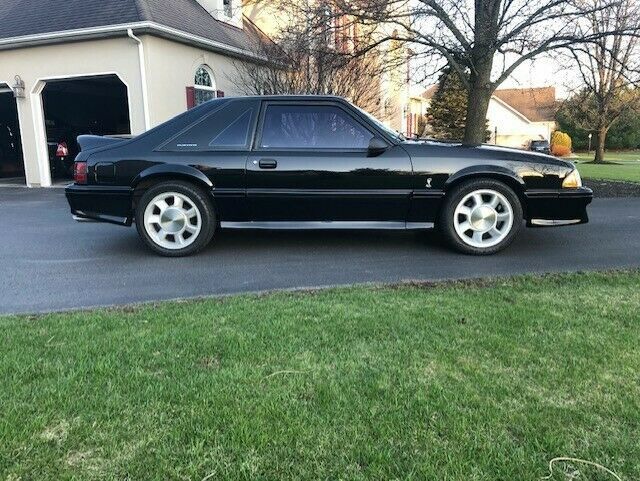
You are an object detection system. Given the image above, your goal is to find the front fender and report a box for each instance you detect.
[132,164,213,189]
[444,165,526,190]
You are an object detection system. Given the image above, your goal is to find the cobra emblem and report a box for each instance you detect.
[426,178,433,189]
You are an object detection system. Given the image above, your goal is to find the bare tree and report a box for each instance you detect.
[236,4,392,118]
[319,0,636,145]
[563,0,640,163]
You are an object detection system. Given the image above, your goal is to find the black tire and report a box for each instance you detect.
[135,181,216,257]
[439,178,523,255]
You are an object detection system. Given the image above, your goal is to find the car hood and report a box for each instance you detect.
[402,139,575,168]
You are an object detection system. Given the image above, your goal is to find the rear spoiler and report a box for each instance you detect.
[77,134,132,152]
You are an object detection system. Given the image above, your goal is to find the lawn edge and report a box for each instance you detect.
[5,268,639,320]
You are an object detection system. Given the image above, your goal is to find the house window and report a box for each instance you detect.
[194,65,217,106]
[223,0,232,17]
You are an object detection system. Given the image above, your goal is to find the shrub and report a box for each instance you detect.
[551,131,572,156]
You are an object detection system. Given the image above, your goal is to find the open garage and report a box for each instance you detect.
[0,85,25,183]
[41,75,131,180]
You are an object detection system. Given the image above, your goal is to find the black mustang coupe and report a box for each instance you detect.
[66,95,592,257]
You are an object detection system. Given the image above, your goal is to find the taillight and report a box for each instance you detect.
[73,162,88,184]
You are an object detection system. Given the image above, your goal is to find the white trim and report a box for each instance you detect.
[30,81,52,187]
[30,72,134,188]
[0,22,265,61]
[490,95,532,123]
[127,29,151,130]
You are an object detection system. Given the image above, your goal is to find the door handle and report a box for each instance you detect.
[258,159,278,169]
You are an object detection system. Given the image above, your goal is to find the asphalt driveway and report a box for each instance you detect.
[1,186,639,315]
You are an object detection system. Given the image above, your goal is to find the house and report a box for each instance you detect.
[421,86,558,147]
[0,0,416,188]
[0,0,266,187]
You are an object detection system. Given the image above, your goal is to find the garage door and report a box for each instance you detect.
[42,75,131,181]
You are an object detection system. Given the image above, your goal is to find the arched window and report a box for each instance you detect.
[194,65,217,105]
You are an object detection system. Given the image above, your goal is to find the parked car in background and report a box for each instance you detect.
[46,117,112,179]
[66,96,592,257]
[47,140,74,179]
[530,139,551,154]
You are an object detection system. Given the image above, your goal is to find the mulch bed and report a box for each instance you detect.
[585,179,640,198]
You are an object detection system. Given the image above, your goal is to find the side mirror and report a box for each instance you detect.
[368,137,388,157]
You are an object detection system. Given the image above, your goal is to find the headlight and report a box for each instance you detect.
[562,169,582,189]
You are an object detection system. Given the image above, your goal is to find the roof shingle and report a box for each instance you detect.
[0,0,263,54]
[493,87,557,122]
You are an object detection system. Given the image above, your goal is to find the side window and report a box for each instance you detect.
[209,109,253,147]
[161,100,258,151]
[260,105,374,149]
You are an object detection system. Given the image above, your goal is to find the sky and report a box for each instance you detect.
[406,0,585,100]
[500,57,579,99]
[412,56,579,100]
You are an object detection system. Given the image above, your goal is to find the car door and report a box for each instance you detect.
[247,101,413,224]
[155,98,260,222]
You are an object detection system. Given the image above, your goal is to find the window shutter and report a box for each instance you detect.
[186,86,196,109]
[216,90,225,98]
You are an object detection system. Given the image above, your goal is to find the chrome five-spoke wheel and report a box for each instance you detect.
[453,189,515,249]
[441,179,522,255]
[143,192,202,250]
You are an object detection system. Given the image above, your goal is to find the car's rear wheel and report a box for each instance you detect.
[440,179,523,255]
[135,181,216,257]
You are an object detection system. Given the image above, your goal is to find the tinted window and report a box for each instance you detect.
[209,109,253,147]
[162,100,257,151]
[260,105,374,149]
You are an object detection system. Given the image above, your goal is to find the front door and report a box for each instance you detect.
[247,101,413,224]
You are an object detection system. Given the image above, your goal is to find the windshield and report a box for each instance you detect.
[352,105,406,141]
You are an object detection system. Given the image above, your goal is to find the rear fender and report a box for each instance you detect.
[132,163,213,191]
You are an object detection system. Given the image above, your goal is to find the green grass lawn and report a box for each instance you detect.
[574,150,640,183]
[2,272,640,480]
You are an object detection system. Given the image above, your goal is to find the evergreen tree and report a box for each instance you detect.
[426,68,469,141]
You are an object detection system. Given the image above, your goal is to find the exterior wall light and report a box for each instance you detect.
[12,75,25,99]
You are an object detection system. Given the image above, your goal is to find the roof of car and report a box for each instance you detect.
[0,0,266,57]
[225,95,348,101]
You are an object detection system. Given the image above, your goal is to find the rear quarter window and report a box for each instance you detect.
[159,99,259,152]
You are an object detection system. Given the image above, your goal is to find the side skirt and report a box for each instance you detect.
[220,221,434,230]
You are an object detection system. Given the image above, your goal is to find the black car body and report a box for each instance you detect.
[66,95,592,256]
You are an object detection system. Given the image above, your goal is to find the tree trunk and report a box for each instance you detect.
[463,83,492,145]
[594,125,608,163]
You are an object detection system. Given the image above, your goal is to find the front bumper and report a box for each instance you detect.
[65,184,133,226]
[525,187,593,227]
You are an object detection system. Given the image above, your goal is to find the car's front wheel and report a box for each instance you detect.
[440,179,523,255]
[135,181,216,257]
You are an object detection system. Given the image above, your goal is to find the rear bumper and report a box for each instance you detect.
[525,187,593,227]
[65,184,133,226]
